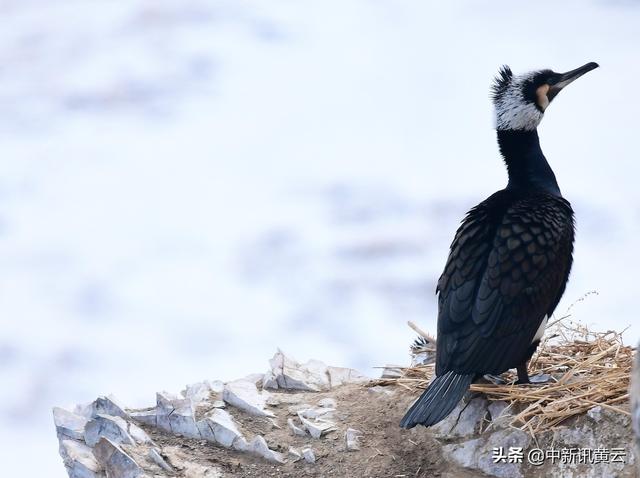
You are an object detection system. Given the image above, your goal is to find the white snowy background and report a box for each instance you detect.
[0,0,638,475]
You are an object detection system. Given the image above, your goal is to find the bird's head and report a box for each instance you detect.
[491,62,599,131]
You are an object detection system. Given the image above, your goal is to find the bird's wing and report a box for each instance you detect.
[435,193,574,375]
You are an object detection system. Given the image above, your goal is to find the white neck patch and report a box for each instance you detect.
[493,71,544,131]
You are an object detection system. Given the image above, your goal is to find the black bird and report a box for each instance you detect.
[400,62,599,429]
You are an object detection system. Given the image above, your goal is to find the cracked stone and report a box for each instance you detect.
[302,447,316,464]
[156,392,199,438]
[84,414,135,448]
[431,396,487,438]
[488,400,511,428]
[298,407,335,420]
[288,447,302,462]
[327,366,368,387]
[223,380,274,417]
[264,350,331,392]
[345,428,362,451]
[197,408,243,448]
[246,435,286,463]
[587,405,603,422]
[73,401,95,419]
[298,414,336,439]
[148,448,173,472]
[443,428,530,478]
[59,439,102,478]
[182,382,212,404]
[287,418,307,437]
[93,437,145,478]
[91,396,129,419]
[53,407,88,441]
[129,408,157,427]
[127,421,153,445]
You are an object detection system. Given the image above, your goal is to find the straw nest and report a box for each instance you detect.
[374,312,634,434]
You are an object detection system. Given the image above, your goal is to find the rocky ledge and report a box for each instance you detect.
[54,350,636,477]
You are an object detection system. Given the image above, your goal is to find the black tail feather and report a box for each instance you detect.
[400,371,474,428]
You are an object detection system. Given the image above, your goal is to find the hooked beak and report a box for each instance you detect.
[547,62,599,101]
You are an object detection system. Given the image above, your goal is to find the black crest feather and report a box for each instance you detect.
[491,65,513,102]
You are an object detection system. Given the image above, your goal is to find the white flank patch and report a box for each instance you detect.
[532,315,549,343]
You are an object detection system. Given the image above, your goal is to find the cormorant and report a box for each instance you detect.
[400,62,599,429]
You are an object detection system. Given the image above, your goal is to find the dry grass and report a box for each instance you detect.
[374,312,634,434]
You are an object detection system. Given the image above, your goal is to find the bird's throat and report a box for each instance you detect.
[497,129,561,196]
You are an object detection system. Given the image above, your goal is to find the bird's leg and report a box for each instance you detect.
[515,362,531,385]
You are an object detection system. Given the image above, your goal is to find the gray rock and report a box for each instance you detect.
[302,447,316,464]
[345,428,362,451]
[298,414,336,439]
[163,447,223,477]
[264,350,331,392]
[267,417,281,430]
[197,408,244,448]
[318,397,337,408]
[287,403,313,415]
[183,382,212,404]
[73,401,95,419]
[129,408,157,427]
[430,399,465,438]
[231,436,250,452]
[442,438,482,471]
[127,421,153,445]
[262,371,279,390]
[148,448,173,472]
[246,435,286,463]
[327,366,368,387]
[553,424,597,449]
[298,406,335,420]
[243,373,265,386]
[587,405,603,422]
[380,365,404,379]
[265,394,281,406]
[529,373,552,383]
[452,397,489,436]
[223,380,274,417]
[156,391,199,438]
[211,400,226,408]
[411,352,433,367]
[91,396,129,419]
[59,439,103,478]
[287,417,307,437]
[54,407,88,441]
[288,447,302,462]
[487,400,511,427]
[207,380,225,394]
[431,396,488,438]
[632,343,640,470]
[93,437,144,478]
[442,428,531,478]
[183,462,223,478]
[443,428,530,478]
[84,414,135,447]
[367,385,395,396]
[476,428,530,478]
